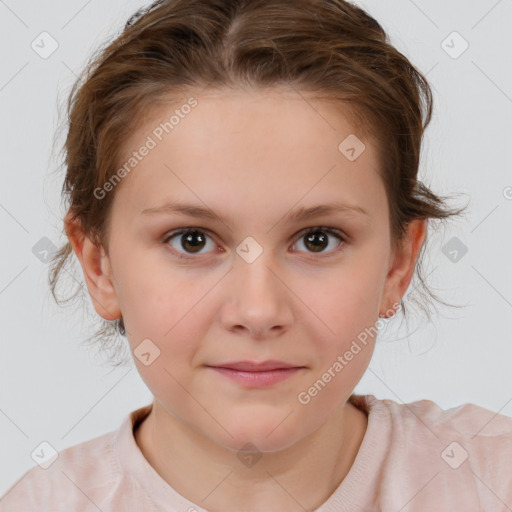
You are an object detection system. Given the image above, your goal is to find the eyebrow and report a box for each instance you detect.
[140,201,369,225]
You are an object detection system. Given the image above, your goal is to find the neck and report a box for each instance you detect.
[134,398,367,512]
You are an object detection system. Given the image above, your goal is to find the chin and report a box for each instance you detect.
[210,419,305,455]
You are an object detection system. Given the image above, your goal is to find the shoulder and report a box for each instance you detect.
[0,430,119,511]
[0,404,158,511]
[353,394,512,508]
[374,394,512,441]
[358,393,512,437]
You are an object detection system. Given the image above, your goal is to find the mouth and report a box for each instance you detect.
[207,360,305,371]
[205,360,306,387]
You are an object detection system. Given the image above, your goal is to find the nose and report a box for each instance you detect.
[219,251,294,340]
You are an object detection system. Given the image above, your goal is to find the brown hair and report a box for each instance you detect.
[49,0,468,366]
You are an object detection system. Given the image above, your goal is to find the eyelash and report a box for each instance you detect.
[161,226,346,260]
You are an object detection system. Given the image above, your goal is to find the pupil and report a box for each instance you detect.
[179,230,329,254]
[182,230,206,253]
[306,231,327,252]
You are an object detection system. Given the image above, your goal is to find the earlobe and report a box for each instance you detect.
[64,213,122,322]
[379,219,427,317]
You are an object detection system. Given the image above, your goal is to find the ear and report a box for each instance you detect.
[379,219,427,317]
[64,212,122,322]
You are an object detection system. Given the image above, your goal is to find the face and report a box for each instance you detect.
[69,87,423,454]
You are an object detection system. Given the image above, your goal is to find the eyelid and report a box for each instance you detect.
[291,226,346,256]
[162,225,347,259]
[294,225,346,240]
[162,227,220,260]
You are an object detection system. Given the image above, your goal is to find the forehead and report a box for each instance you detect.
[112,87,386,222]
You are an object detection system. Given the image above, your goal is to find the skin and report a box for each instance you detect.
[66,87,426,512]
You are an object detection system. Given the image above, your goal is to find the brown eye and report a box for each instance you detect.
[163,226,345,261]
[293,227,345,255]
[180,230,207,253]
[164,229,216,258]
[304,231,329,252]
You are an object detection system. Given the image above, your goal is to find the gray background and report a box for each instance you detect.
[1,0,511,496]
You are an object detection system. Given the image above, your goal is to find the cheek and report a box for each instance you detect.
[117,293,198,391]
[126,307,205,403]
[116,253,216,330]
[301,286,378,410]
[314,264,383,330]
[304,261,383,374]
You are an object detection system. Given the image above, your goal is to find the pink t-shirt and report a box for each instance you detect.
[1,394,511,511]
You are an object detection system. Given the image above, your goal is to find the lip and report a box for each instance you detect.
[208,367,303,387]
[205,361,306,388]
[207,360,303,371]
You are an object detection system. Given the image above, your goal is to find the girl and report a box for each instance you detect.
[2,0,511,510]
